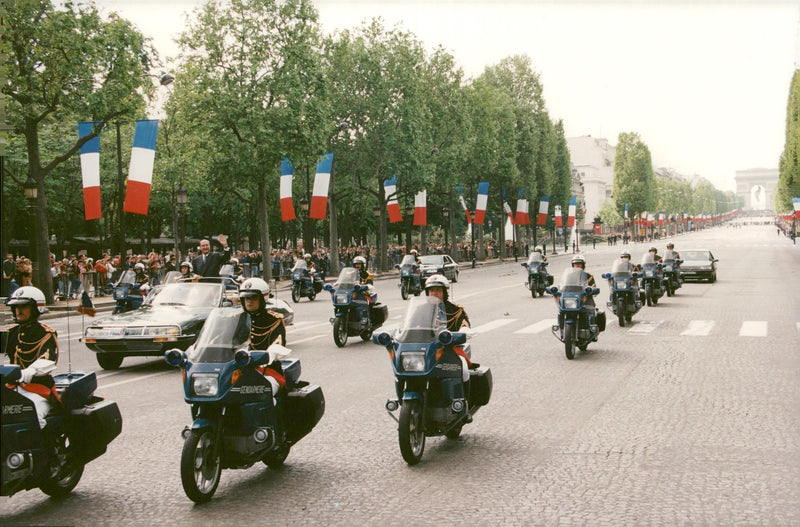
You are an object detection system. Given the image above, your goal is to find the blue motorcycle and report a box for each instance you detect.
[290,260,323,303]
[639,253,665,306]
[324,267,388,347]
[165,307,325,503]
[549,268,605,360]
[661,255,683,297]
[112,269,147,314]
[373,296,492,465]
[602,258,642,327]
[395,255,423,300]
[521,252,552,298]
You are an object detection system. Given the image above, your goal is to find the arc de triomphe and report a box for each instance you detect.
[735,168,779,210]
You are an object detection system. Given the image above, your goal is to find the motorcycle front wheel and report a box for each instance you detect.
[617,298,626,327]
[291,286,301,303]
[401,282,409,300]
[666,281,674,297]
[564,322,576,360]
[398,400,425,465]
[645,284,653,307]
[333,317,348,347]
[181,429,222,504]
[530,278,537,298]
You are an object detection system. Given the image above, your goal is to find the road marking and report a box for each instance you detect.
[680,320,715,336]
[290,321,332,331]
[514,319,558,334]
[628,320,662,334]
[796,322,800,333]
[739,321,767,337]
[289,334,327,345]
[455,283,519,300]
[469,318,517,334]
[99,370,171,389]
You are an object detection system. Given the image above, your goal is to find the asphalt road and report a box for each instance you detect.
[1,224,798,526]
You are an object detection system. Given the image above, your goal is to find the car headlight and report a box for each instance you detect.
[699,265,712,270]
[85,327,125,338]
[335,293,349,304]
[562,297,579,309]
[142,325,181,336]
[192,373,219,396]
[401,352,426,372]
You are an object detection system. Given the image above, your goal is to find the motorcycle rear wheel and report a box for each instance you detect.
[40,436,84,498]
[645,284,653,307]
[617,298,626,327]
[333,317,348,347]
[291,286,301,303]
[360,329,373,342]
[308,289,316,301]
[401,282,409,300]
[181,429,222,504]
[398,400,425,465]
[564,323,576,360]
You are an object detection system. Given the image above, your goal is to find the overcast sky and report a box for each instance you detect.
[94,0,799,192]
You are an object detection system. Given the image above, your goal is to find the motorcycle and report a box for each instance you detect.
[324,267,388,347]
[521,253,552,298]
[165,307,325,503]
[1,359,122,498]
[661,252,683,297]
[373,296,492,465]
[602,258,642,327]
[548,268,605,360]
[290,260,323,303]
[112,269,148,314]
[639,253,665,306]
[395,255,423,300]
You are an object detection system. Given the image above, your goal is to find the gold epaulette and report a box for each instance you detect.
[41,323,57,334]
[267,310,284,319]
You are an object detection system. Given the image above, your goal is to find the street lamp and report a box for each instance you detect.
[24,176,38,272]
[176,184,187,260]
[442,207,449,248]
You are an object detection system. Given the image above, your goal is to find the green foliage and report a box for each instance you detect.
[777,69,800,212]
[598,199,623,228]
[613,132,656,216]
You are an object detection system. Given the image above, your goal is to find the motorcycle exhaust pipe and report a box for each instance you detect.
[6,452,25,469]
[450,399,466,413]
[385,399,399,412]
[253,427,275,448]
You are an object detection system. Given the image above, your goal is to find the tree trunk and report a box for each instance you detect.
[329,195,339,275]
[258,180,273,281]
[115,122,126,256]
[448,190,456,256]
[378,181,388,271]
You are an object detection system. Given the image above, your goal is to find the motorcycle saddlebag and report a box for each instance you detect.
[597,311,606,332]
[468,367,492,407]
[284,384,325,443]
[70,399,122,464]
[547,275,554,286]
[53,371,97,411]
[369,303,388,327]
[313,280,323,293]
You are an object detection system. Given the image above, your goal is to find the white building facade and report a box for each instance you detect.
[566,135,615,228]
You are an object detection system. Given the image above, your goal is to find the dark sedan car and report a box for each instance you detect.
[83,280,294,370]
[417,254,459,283]
[679,249,718,283]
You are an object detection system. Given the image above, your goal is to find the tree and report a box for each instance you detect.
[613,132,656,219]
[174,0,327,280]
[598,199,624,229]
[777,69,800,212]
[3,0,156,302]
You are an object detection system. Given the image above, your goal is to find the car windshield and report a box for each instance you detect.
[682,250,710,261]
[527,252,544,265]
[418,255,443,265]
[662,250,679,262]
[146,283,221,308]
[558,268,590,293]
[611,258,633,276]
[394,296,448,343]
[188,307,251,363]
[333,268,359,290]
[162,271,183,284]
[640,253,659,266]
[292,260,308,271]
[218,264,235,276]
[117,270,137,285]
[400,255,417,266]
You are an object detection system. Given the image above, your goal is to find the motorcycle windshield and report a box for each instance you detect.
[333,268,359,290]
[610,258,633,277]
[662,250,679,262]
[527,253,544,265]
[640,253,658,267]
[394,296,448,343]
[292,260,308,271]
[399,255,417,267]
[218,264,235,277]
[188,307,251,363]
[117,270,137,285]
[558,268,590,293]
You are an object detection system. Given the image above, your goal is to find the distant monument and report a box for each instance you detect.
[735,168,778,210]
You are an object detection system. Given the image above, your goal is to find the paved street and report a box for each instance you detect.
[1,224,798,525]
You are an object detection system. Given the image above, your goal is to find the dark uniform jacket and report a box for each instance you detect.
[4,322,59,389]
[444,300,471,332]
[248,310,286,350]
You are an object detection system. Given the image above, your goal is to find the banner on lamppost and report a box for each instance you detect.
[385,176,403,223]
[78,122,102,220]
[473,182,489,225]
[309,153,332,220]
[279,157,296,222]
[123,119,159,216]
[413,190,427,226]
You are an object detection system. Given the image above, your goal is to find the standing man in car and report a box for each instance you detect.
[192,234,230,277]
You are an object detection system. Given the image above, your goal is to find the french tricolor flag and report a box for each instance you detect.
[554,204,563,227]
[279,158,295,222]
[413,190,427,226]
[567,196,577,227]
[78,122,101,220]
[123,120,159,216]
[537,196,549,226]
[459,194,472,224]
[309,153,333,220]
[385,176,403,223]
[793,197,800,220]
[515,197,529,225]
[473,182,489,225]
[658,211,665,226]
[503,201,514,224]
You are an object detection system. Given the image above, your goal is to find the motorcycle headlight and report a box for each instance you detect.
[616,281,628,289]
[335,293,349,304]
[645,270,654,277]
[401,352,426,372]
[665,265,674,272]
[401,270,410,277]
[192,373,219,396]
[562,297,579,309]
[113,290,125,299]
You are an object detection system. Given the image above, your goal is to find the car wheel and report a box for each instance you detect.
[96,353,123,370]
[453,270,459,283]
[710,271,716,283]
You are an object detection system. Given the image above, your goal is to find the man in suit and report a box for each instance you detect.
[192,234,230,277]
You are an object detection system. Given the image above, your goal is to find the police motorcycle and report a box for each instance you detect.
[639,253,665,306]
[290,259,323,303]
[324,267,388,347]
[521,251,552,298]
[112,268,148,314]
[661,250,683,297]
[602,258,642,327]
[548,268,605,360]
[165,307,324,503]
[395,255,423,300]
[373,296,492,465]
[1,359,122,498]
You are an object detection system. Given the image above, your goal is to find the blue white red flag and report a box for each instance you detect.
[280,158,296,222]
[567,196,577,227]
[385,176,402,223]
[123,120,159,215]
[78,122,102,220]
[537,196,549,226]
[473,182,489,225]
[413,190,427,226]
[77,290,96,317]
[309,153,332,219]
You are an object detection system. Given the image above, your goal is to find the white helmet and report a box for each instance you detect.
[353,256,366,266]
[410,249,418,256]
[303,253,312,259]
[230,258,239,265]
[571,255,586,267]
[180,261,193,273]
[239,278,270,312]
[424,274,450,290]
[8,286,47,317]
[134,262,145,271]
[534,246,542,253]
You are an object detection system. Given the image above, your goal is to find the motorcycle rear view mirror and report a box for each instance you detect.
[165,348,187,367]
[602,273,611,279]
[547,286,558,295]
[592,287,601,296]
[394,264,401,269]
[324,284,333,292]
[374,332,393,347]
[521,263,528,267]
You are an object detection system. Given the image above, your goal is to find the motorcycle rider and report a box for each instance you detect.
[239,278,286,399]
[133,262,150,285]
[648,246,662,263]
[570,254,596,287]
[3,286,59,429]
[533,246,547,262]
[353,256,373,285]
[179,261,198,281]
[409,249,421,264]
[664,242,680,260]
